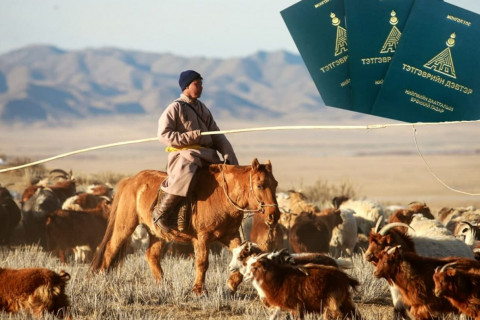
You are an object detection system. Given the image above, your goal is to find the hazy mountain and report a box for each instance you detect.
[0,45,362,124]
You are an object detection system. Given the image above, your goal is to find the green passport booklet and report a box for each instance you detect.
[281,0,352,110]
[372,0,480,122]
[345,0,414,114]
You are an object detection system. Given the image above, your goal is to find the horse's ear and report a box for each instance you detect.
[251,158,260,172]
[265,160,272,173]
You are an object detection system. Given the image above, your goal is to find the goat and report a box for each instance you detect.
[228,242,352,285]
[332,196,385,236]
[433,262,480,319]
[244,250,361,319]
[365,219,475,319]
[374,246,464,320]
[329,208,357,257]
[46,199,110,263]
[387,202,435,225]
[0,267,71,318]
[0,186,21,245]
[289,208,342,254]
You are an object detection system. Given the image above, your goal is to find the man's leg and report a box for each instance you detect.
[152,191,184,232]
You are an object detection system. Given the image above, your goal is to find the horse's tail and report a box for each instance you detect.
[89,177,130,273]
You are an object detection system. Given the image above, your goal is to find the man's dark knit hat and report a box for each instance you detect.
[179,70,202,90]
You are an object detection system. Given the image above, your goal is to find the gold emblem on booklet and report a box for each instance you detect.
[331,12,348,56]
[380,10,402,53]
[424,33,457,79]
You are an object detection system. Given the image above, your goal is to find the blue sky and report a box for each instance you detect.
[1,0,479,58]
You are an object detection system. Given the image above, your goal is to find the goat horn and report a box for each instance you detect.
[440,262,457,273]
[386,245,400,254]
[379,222,414,236]
[460,221,474,228]
[257,252,270,260]
[374,216,383,233]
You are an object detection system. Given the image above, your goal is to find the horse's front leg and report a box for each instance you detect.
[225,233,243,293]
[192,235,210,295]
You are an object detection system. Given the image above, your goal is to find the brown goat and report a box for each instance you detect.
[244,252,360,319]
[373,246,480,319]
[46,199,110,262]
[433,264,480,319]
[388,202,435,225]
[289,208,343,253]
[0,267,71,318]
[227,242,353,292]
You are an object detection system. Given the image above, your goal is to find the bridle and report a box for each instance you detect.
[220,164,279,248]
[221,167,277,217]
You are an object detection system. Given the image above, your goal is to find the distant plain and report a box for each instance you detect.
[2,115,479,213]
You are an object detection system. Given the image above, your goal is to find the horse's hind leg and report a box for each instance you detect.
[102,214,139,270]
[145,236,167,281]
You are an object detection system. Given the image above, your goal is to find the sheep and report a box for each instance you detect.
[289,208,342,254]
[0,267,71,318]
[329,208,357,257]
[365,220,475,319]
[433,262,480,319]
[407,213,454,237]
[373,246,463,320]
[244,250,361,319]
[332,196,385,236]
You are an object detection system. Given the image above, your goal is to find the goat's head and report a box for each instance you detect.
[433,262,458,298]
[373,245,402,282]
[365,222,412,264]
[228,241,262,274]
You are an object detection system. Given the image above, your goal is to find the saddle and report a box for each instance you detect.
[150,190,195,232]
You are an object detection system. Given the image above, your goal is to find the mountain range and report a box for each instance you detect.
[0,45,367,125]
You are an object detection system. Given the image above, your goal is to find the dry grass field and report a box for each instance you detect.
[0,117,479,319]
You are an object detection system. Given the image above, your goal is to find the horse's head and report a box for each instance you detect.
[248,158,280,228]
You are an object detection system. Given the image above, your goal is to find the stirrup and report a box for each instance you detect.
[152,208,171,232]
[153,215,171,232]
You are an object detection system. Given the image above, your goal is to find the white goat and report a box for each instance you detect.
[329,208,357,257]
[334,197,385,236]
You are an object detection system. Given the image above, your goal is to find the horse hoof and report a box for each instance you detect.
[192,285,208,297]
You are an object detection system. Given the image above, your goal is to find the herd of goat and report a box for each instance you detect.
[1,168,480,319]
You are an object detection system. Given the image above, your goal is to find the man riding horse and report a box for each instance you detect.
[152,70,239,231]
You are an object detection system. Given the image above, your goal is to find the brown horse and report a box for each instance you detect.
[90,158,280,294]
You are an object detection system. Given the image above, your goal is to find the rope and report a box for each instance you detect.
[1,120,479,197]
[412,126,480,196]
[200,119,480,135]
[0,137,156,173]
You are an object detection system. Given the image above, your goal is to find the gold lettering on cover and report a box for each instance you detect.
[331,13,348,56]
[446,15,471,27]
[402,63,473,95]
[405,89,454,113]
[314,0,331,8]
[381,11,402,53]
[361,56,392,64]
[340,78,351,87]
[424,33,457,79]
[320,55,349,73]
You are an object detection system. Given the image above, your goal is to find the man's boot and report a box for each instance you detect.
[152,192,184,232]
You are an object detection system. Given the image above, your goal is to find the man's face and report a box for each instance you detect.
[184,79,203,99]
